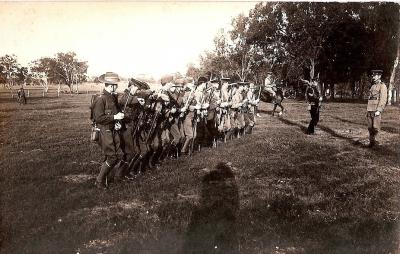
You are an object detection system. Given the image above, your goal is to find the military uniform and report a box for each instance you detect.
[367,70,387,146]
[264,73,276,97]
[92,89,124,186]
[305,81,322,135]
[181,79,203,154]
[17,88,27,104]
[244,83,258,133]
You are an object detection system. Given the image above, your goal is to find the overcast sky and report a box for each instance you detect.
[0,1,258,79]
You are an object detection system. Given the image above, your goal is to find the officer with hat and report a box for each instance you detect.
[367,69,387,147]
[92,72,125,188]
[304,77,322,135]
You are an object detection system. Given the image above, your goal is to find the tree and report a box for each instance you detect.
[0,54,20,88]
[31,52,88,93]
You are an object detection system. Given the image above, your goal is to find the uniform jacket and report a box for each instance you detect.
[231,89,244,109]
[119,89,140,125]
[92,89,120,130]
[305,84,321,105]
[367,82,387,112]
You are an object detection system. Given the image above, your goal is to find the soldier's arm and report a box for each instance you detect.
[377,84,388,112]
[119,93,139,108]
[231,94,241,108]
[93,98,115,125]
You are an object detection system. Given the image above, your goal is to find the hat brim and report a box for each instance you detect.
[99,74,120,84]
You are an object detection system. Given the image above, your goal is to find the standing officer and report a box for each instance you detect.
[367,70,387,147]
[92,72,125,188]
[304,78,322,135]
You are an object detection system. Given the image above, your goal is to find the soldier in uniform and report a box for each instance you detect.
[159,79,185,159]
[366,70,387,147]
[244,83,259,134]
[304,78,322,135]
[218,78,232,140]
[264,72,276,98]
[180,77,202,155]
[92,72,125,188]
[118,78,149,179]
[231,82,248,138]
[17,87,27,104]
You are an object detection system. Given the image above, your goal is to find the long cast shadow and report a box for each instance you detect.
[276,116,399,157]
[182,162,240,254]
[331,116,400,134]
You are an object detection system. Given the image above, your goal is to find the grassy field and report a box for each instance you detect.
[0,93,399,254]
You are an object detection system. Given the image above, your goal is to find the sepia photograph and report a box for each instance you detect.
[0,1,399,253]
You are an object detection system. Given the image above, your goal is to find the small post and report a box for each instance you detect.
[27,90,30,97]
[57,86,60,97]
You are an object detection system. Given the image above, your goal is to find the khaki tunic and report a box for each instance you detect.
[367,82,387,132]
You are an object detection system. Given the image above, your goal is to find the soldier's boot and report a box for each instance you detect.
[181,137,192,155]
[368,131,377,147]
[114,161,129,182]
[236,128,241,139]
[96,162,113,188]
[159,143,172,161]
[248,126,253,134]
[131,155,143,175]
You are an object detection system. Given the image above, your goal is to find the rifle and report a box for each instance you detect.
[180,87,196,118]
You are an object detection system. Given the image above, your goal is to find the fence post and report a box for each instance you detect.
[27,90,30,97]
[57,87,60,97]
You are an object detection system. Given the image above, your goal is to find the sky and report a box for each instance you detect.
[0,1,258,79]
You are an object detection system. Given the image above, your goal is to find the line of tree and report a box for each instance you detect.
[0,52,88,93]
[189,2,400,103]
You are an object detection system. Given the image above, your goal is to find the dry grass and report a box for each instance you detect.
[0,93,399,254]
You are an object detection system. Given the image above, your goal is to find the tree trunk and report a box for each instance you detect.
[310,58,315,80]
[330,83,335,100]
[388,49,399,105]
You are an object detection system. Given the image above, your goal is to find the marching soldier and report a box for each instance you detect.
[303,78,322,135]
[118,78,150,179]
[92,72,125,188]
[367,70,387,147]
[231,82,248,138]
[218,78,232,140]
[180,78,202,155]
[160,79,185,159]
[244,83,259,134]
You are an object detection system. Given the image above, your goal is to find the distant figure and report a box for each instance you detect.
[272,87,285,116]
[17,87,27,105]
[303,78,322,135]
[366,70,387,147]
[264,71,276,98]
[183,162,239,254]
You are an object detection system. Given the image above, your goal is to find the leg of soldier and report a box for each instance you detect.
[367,112,380,146]
[115,127,135,181]
[159,128,172,161]
[148,130,162,169]
[228,111,236,140]
[96,129,120,187]
[272,103,277,116]
[181,114,194,154]
[169,122,181,158]
[307,106,318,134]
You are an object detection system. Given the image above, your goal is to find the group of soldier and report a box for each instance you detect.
[90,68,389,189]
[91,72,262,189]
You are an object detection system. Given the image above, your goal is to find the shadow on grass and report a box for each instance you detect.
[182,162,240,254]
[331,116,400,134]
[276,116,308,133]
